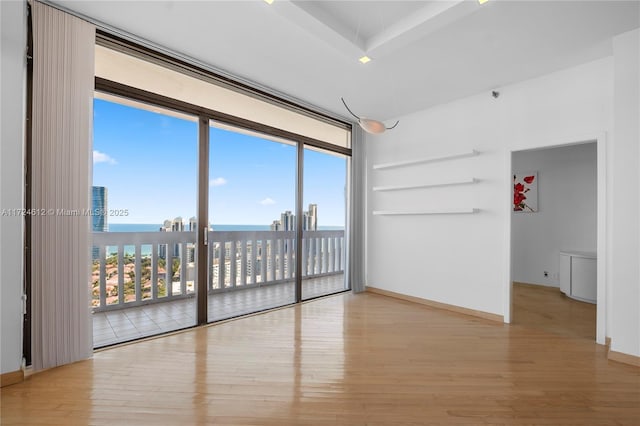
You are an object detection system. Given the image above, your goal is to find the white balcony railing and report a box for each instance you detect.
[91,230,344,312]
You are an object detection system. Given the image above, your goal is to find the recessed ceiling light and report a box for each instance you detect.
[264,0,274,4]
[478,0,489,4]
[359,56,371,64]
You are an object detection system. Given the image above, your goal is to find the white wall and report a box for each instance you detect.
[366,57,613,320]
[610,29,639,357]
[368,34,640,358]
[512,143,597,287]
[0,0,26,374]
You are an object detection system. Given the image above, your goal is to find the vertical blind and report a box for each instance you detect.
[31,1,95,370]
[349,126,366,293]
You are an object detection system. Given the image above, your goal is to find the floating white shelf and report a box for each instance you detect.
[373,149,478,170]
[373,178,477,192]
[373,208,479,216]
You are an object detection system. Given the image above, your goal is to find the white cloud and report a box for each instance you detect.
[209,177,228,187]
[93,150,116,165]
[260,197,276,206]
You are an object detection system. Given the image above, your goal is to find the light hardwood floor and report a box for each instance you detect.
[2,292,638,425]
[512,282,597,340]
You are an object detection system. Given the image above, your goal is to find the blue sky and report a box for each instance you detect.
[93,98,347,226]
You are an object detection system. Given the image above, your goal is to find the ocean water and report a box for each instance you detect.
[108,223,168,232]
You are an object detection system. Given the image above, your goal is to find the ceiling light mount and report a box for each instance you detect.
[341,98,399,134]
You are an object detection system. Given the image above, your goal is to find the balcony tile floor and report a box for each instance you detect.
[93,274,346,347]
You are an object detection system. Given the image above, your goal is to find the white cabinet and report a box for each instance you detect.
[559,254,571,295]
[559,251,597,304]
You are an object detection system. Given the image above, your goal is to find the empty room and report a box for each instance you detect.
[1,0,639,424]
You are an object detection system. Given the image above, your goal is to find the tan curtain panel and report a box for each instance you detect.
[31,1,95,370]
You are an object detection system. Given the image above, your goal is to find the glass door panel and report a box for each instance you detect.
[91,94,198,347]
[302,146,349,300]
[208,121,297,322]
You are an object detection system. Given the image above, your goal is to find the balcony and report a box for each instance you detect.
[91,230,346,347]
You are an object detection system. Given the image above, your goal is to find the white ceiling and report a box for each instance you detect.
[290,1,432,45]
[53,0,639,122]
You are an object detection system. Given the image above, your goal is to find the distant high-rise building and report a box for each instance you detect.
[309,204,318,231]
[186,245,196,263]
[92,186,108,232]
[307,203,317,231]
[281,211,295,231]
[186,216,197,263]
[270,220,281,231]
[271,205,318,232]
[91,186,107,260]
[172,217,184,232]
[159,217,186,258]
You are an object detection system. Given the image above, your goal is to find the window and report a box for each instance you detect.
[90,38,352,347]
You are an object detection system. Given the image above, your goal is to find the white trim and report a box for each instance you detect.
[596,133,607,345]
[504,149,513,324]
[372,149,478,170]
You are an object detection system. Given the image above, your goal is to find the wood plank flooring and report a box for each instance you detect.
[2,292,638,425]
[512,282,596,340]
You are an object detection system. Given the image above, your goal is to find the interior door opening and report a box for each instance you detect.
[509,141,601,342]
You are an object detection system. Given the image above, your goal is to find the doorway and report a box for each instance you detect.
[508,137,606,344]
[205,121,299,322]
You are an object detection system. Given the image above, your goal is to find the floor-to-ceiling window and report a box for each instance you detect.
[87,37,352,347]
[302,146,349,300]
[207,122,298,322]
[91,94,198,347]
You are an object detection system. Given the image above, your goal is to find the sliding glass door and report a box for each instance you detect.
[90,50,352,346]
[206,121,297,322]
[90,96,351,346]
[91,94,198,347]
[301,146,349,300]
[90,99,351,346]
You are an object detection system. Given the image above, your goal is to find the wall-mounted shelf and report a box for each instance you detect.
[373,208,479,216]
[372,149,478,170]
[373,178,477,192]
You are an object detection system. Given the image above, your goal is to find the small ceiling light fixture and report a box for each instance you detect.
[341,98,399,134]
[478,0,490,4]
[359,55,372,64]
[264,0,274,4]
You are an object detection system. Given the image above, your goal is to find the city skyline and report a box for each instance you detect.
[93,98,347,226]
[270,204,318,232]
